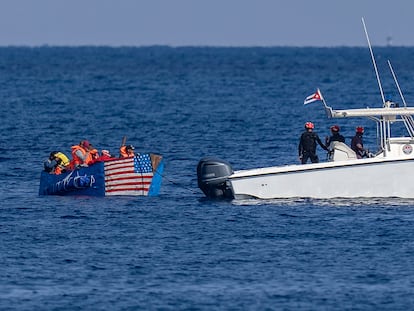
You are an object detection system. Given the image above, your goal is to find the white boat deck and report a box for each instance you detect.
[230,155,411,180]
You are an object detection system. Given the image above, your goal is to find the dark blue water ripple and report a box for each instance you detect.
[1,47,414,310]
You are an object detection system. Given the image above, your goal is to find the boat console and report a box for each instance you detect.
[328,142,357,162]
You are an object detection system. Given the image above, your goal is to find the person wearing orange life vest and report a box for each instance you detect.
[119,144,135,158]
[97,149,113,161]
[90,149,113,164]
[90,146,99,161]
[71,140,94,168]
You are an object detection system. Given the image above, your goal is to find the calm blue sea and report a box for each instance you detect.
[2,46,414,310]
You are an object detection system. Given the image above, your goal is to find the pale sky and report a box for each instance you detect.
[0,0,412,47]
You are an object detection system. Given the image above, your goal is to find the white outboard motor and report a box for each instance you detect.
[197,158,234,199]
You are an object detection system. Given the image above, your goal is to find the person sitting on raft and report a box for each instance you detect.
[89,149,113,164]
[119,144,135,158]
[44,151,70,174]
[70,140,95,168]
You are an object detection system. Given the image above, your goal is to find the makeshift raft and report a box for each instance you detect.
[39,153,164,196]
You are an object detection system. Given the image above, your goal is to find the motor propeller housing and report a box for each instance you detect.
[197,157,234,199]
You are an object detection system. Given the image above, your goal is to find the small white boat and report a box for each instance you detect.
[198,101,414,199]
[197,20,414,200]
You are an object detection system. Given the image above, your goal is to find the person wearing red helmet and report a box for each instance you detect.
[298,121,328,164]
[325,125,345,147]
[351,126,368,158]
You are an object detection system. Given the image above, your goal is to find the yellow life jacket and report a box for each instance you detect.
[55,152,70,167]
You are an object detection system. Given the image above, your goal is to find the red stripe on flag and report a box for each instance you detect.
[103,157,154,196]
[106,187,150,193]
[105,169,136,177]
[105,175,152,182]
[106,181,152,187]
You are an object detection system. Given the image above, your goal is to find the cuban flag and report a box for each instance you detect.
[304,89,323,105]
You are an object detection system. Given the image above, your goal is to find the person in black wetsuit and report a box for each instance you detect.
[298,121,328,164]
[351,126,369,158]
[325,125,345,147]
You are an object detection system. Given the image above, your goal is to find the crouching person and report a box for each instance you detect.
[44,151,70,174]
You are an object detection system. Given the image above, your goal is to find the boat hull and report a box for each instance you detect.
[229,158,414,199]
[39,154,164,197]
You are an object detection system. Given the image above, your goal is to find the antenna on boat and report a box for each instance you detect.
[362,17,386,105]
[387,60,407,108]
[362,18,390,155]
[387,60,414,137]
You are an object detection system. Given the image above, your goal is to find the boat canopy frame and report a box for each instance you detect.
[324,102,414,157]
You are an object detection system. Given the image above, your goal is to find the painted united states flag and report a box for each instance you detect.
[104,154,154,196]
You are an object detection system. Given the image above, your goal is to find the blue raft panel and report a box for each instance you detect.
[39,154,164,197]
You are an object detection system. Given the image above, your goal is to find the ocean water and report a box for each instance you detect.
[2,46,414,310]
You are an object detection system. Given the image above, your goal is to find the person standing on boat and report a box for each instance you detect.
[325,125,345,147]
[351,126,369,158]
[298,122,328,164]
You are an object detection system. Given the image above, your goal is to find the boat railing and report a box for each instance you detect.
[387,137,414,144]
[402,115,414,137]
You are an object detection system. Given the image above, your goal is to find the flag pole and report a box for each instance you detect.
[317,88,334,118]
[388,60,407,108]
[317,88,329,108]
